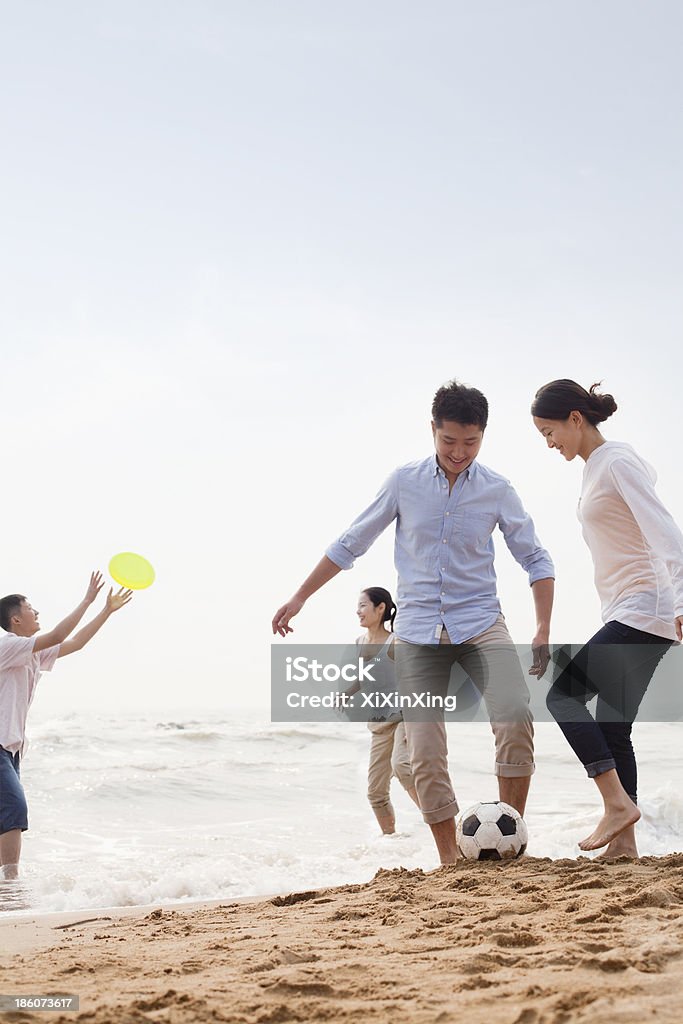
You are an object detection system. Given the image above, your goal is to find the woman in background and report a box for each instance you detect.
[532,379,683,857]
[351,587,420,834]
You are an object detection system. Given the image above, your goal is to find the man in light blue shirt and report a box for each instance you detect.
[273,379,555,863]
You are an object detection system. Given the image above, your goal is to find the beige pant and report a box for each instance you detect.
[395,615,535,825]
[366,720,414,812]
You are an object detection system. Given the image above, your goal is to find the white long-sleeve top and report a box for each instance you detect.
[578,441,683,640]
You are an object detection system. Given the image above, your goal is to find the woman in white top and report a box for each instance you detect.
[532,380,683,857]
[352,587,420,835]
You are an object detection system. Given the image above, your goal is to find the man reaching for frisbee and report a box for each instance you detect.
[0,572,132,879]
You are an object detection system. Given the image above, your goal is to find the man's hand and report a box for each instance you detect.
[272,597,305,637]
[106,587,134,614]
[529,631,550,678]
[676,616,683,642]
[85,571,105,605]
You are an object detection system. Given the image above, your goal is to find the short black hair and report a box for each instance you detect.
[0,595,26,632]
[432,379,489,430]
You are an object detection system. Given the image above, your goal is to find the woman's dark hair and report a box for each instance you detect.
[362,587,397,632]
[531,379,617,426]
[432,379,488,430]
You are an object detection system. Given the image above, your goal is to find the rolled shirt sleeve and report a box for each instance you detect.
[326,471,400,570]
[498,484,555,585]
[610,458,683,618]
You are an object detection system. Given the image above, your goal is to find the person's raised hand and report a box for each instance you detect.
[676,616,682,642]
[106,587,134,614]
[272,597,304,637]
[85,571,105,605]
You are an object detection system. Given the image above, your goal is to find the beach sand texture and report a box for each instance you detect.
[3,854,683,1023]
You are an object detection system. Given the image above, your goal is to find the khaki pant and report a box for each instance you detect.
[395,615,534,825]
[366,720,414,812]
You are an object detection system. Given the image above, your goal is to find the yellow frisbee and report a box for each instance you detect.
[108,552,156,590]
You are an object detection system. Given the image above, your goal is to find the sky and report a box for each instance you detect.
[1,1,681,713]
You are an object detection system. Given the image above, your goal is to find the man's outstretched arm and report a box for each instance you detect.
[497,486,555,678]
[58,588,133,657]
[272,556,342,637]
[272,471,400,637]
[34,572,106,652]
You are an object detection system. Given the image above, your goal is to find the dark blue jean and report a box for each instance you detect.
[546,621,673,803]
[0,746,28,834]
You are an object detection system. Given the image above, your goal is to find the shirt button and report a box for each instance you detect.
[442,538,447,543]
[441,567,445,571]
[445,512,450,516]
[441,591,446,596]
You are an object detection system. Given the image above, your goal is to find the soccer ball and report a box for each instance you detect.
[456,801,528,860]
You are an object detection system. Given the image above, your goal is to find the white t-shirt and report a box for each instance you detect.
[0,634,60,758]
[578,441,683,640]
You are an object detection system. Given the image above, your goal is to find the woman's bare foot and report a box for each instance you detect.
[596,824,639,859]
[579,803,641,851]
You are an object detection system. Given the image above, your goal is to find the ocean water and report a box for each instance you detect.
[2,711,683,916]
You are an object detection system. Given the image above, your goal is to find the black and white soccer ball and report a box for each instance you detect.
[456,801,528,860]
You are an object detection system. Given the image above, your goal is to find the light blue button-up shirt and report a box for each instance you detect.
[326,454,554,645]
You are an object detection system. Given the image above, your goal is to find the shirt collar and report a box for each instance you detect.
[432,453,477,480]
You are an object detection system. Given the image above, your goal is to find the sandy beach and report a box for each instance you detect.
[2,855,683,1023]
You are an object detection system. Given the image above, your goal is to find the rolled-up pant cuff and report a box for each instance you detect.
[367,795,393,811]
[585,757,617,779]
[421,797,459,825]
[495,761,535,778]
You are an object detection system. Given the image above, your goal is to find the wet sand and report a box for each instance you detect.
[3,855,683,1023]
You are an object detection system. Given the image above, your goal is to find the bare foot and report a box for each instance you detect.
[596,840,638,859]
[430,817,459,865]
[596,824,639,859]
[440,849,465,865]
[579,804,641,851]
